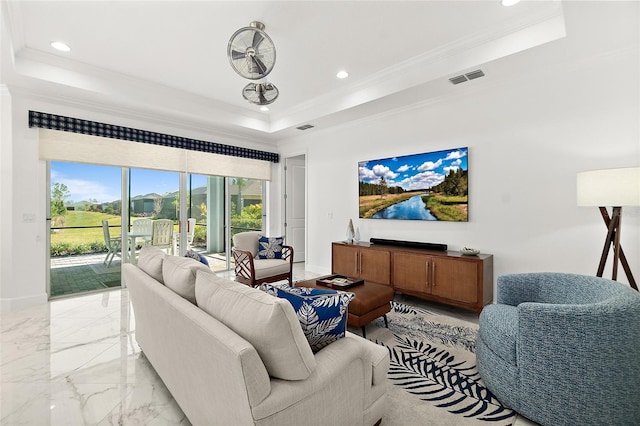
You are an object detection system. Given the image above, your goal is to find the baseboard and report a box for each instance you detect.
[303,264,330,277]
[0,292,48,312]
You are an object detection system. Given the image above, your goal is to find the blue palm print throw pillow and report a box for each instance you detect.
[260,284,355,352]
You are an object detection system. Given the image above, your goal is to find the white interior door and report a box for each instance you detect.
[285,155,306,262]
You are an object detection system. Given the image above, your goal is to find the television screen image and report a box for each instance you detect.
[358,147,468,222]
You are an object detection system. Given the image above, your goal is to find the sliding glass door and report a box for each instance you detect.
[48,161,123,298]
[128,168,180,263]
[48,162,267,298]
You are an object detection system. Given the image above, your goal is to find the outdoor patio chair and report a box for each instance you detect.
[186,218,196,249]
[151,219,174,254]
[102,220,121,267]
[132,218,153,246]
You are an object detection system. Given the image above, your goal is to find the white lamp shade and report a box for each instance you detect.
[577,167,640,207]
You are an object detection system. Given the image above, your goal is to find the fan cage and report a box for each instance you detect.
[227,24,276,80]
[242,82,279,106]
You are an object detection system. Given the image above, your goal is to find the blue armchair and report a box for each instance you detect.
[477,273,640,426]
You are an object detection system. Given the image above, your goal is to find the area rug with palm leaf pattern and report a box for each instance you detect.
[360,301,517,426]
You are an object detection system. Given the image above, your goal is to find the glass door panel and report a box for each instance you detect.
[187,174,226,271]
[229,178,264,271]
[49,161,123,298]
[128,168,180,263]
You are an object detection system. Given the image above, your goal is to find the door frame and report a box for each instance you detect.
[283,153,307,263]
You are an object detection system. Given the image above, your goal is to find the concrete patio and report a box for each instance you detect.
[50,250,229,298]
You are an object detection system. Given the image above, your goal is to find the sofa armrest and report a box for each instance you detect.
[346,332,389,386]
[282,245,294,265]
[251,334,388,424]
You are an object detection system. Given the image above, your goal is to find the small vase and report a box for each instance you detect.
[346,219,355,243]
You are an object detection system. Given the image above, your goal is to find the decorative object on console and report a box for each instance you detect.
[359,147,468,221]
[354,226,361,243]
[461,247,480,256]
[260,284,355,352]
[346,218,355,243]
[577,167,639,290]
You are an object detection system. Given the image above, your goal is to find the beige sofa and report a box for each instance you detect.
[123,246,389,426]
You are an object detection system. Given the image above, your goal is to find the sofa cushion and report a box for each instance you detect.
[137,246,167,284]
[253,259,290,280]
[257,236,284,259]
[162,256,212,304]
[232,231,262,258]
[195,271,316,380]
[260,284,355,352]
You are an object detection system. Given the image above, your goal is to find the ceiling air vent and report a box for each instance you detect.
[465,69,485,80]
[296,124,315,131]
[449,75,468,85]
[449,69,485,85]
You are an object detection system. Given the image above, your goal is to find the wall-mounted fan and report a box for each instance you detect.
[242,82,279,105]
[228,21,276,80]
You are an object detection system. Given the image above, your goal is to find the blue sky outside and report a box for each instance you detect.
[358,147,468,192]
[51,162,207,204]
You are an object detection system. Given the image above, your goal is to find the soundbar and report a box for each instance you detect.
[369,238,447,251]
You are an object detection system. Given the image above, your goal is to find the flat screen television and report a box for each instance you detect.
[358,147,468,222]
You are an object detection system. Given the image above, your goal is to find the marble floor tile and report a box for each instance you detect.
[1,263,535,425]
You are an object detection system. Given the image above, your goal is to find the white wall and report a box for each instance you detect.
[1,2,638,309]
[0,94,279,310]
[278,3,639,292]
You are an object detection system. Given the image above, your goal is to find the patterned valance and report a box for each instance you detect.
[28,110,279,163]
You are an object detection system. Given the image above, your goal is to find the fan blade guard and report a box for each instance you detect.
[242,82,279,106]
[227,23,276,80]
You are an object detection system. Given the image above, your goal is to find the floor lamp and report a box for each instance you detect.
[577,167,639,290]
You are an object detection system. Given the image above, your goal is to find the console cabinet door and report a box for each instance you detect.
[431,257,478,304]
[332,244,359,277]
[360,249,391,285]
[393,252,429,292]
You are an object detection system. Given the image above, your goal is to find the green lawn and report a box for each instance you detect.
[52,211,122,246]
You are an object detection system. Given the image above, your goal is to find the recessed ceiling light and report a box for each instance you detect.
[50,41,71,52]
[260,106,269,112]
[336,70,349,79]
[501,0,521,6]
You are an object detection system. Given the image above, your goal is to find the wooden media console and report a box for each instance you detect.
[332,241,493,313]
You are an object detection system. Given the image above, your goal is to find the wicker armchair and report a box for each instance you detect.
[232,231,294,287]
[477,273,640,426]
